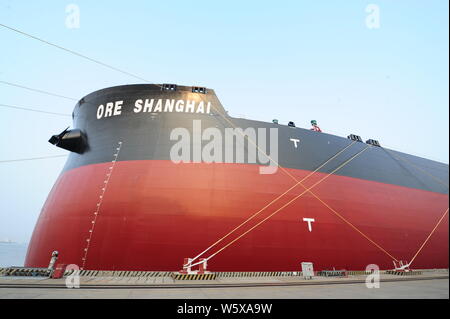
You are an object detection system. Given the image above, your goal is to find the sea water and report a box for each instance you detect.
[0,242,28,267]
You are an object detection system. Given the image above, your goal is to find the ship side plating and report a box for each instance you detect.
[25,84,449,271]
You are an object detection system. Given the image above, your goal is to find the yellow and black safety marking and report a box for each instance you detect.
[81,270,98,276]
[317,270,348,277]
[215,271,299,278]
[385,270,422,276]
[1,267,51,277]
[347,271,373,276]
[64,269,74,276]
[64,270,174,277]
[172,273,217,280]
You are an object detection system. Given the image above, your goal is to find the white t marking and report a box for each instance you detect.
[303,218,315,232]
[290,138,300,148]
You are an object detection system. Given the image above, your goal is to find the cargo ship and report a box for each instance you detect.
[24,84,449,272]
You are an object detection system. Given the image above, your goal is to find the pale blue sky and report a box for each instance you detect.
[0,1,448,243]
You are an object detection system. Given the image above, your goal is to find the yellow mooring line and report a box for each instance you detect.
[189,140,358,262]
[186,103,402,268]
[204,145,396,263]
[408,207,449,268]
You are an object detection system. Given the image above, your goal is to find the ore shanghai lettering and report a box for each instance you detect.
[96,99,211,119]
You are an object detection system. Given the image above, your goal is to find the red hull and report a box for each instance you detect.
[25,160,449,271]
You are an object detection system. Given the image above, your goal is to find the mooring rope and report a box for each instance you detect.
[407,207,449,269]
[189,145,394,267]
[186,102,402,268]
[188,140,358,264]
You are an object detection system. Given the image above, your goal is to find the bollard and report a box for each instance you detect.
[48,251,59,270]
[180,258,193,274]
[198,258,207,274]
